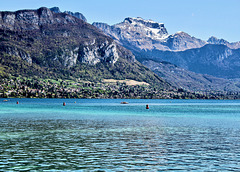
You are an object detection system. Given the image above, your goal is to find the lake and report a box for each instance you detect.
[0,98,240,171]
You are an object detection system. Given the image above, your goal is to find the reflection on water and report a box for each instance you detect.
[1,99,240,171]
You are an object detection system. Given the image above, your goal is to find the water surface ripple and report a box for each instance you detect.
[0,99,240,171]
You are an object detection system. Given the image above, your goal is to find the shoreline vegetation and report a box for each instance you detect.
[1,77,240,100]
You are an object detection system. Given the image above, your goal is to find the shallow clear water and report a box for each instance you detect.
[1,98,240,171]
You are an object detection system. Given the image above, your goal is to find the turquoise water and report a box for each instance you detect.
[1,98,240,171]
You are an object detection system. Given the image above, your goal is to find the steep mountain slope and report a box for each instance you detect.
[0,7,171,91]
[142,60,240,92]
[142,44,240,79]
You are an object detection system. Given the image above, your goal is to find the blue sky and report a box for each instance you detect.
[0,0,239,42]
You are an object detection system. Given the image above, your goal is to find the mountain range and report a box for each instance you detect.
[0,7,240,98]
[0,7,182,99]
[93,17,240,92]
[93,17,240,51]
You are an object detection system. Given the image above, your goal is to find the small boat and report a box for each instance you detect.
[3,99,8,102]
[121,102,129,104]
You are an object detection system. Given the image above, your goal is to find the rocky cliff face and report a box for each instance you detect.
[0,7,136,67]
[120,17,168,40]
[93,17,171,51]
[79,40,120,65]
[0,7,77,31]
[50,7,87,22]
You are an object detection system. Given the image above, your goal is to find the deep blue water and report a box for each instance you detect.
[0,98,240,171]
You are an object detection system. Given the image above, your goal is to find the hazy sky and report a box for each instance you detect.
[0,0,239,42]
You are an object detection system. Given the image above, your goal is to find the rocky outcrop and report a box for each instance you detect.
[79,40,120,65]
[49,7,61,13]
[50,7,87,22]
[51,47,79,67]
[64,11,87,22]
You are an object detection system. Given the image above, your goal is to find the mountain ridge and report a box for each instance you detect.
[93,17,240,51]
[207,36,240,49]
